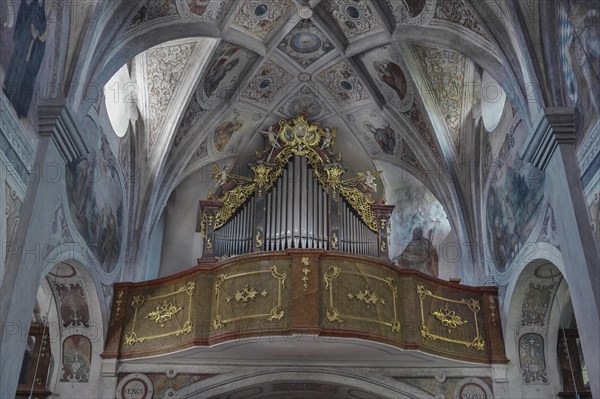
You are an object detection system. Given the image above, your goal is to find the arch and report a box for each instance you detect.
[36,260,106,396]
[175,369,434,399]
[502,256,590,398]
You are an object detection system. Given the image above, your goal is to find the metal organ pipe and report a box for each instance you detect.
[212,155,377,257]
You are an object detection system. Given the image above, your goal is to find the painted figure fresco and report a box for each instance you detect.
[130,0,176,27]
[214,114,243,152]
[66,136,123,273]
[374,61,408,101]
[486,156,545,272]
[364,122,396,154]
[389,183,451,267]
[54,283,90,328]
[1,1,14,29]
[398,227,438,277]
[203,43,241,97]
[187,0,210,16]
[559,0,600,138]
[61,335,91,383]
[2,0,48,118]
[405,0,427,17]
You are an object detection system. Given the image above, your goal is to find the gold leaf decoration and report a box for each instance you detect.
[145,301,183,327]
[347,288,385,308]
[431,303,468,332]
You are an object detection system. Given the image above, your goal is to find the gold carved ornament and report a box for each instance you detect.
[145,301,183,327]
[301,257,310,291]
[124,282,195,346]
[255,230,263,249]
[226,285,268,305]
[209,116,380,232]
[488,295,498,327]
[416,284,485,351]
[330,232,339,250]
[114,290,125,320]
[199,210,207,239]
[214,183,257,229]
[347,288,385,308]
[212,265,287,330]
[324,266,400,333]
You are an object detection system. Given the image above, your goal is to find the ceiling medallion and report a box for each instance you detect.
[254,3,269,16]
[298,73,311,82]
[278,19,334,68]
[327,0,380,38]
[298,5,313,19]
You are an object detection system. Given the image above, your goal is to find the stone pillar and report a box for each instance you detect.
[198,200,222,262]
[371,203,395,261]
[522,108,600,397]
[0,100,87,399]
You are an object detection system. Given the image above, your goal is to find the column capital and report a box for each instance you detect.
[521,108,576,171]
[38,99,87,163]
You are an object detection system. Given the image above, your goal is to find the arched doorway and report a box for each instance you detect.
[504,260,591,399]
[15,261,105,398]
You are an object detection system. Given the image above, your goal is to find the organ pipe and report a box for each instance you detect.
[211,156,378,258]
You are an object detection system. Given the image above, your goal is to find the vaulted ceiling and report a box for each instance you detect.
[81,0,532,280]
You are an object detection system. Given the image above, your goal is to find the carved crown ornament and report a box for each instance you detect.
[201,116,384,234]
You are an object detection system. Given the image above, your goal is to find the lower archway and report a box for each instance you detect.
[173,369,434,399]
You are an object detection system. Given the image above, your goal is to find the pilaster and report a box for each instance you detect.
[522,108,600,397]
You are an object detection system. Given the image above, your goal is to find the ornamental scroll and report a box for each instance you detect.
[125,282,196,346]
[323,265,401,334]
[212,264,288,330]
[416,284,485,351]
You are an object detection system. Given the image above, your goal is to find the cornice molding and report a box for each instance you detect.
[521,108,576,171]
[38,100,88,163]
[0,95,35,185]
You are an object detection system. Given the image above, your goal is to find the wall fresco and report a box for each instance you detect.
[66,136,123,273]
[485,124,545,273]
[60,335,91,383]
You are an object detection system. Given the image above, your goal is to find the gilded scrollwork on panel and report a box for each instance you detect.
[124,281,196,346]
[212,265,287,330]
[416,284,485,351]
[323,266,400,333]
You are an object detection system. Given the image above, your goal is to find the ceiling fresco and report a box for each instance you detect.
[277,19,335,69]
[181,0,226,20]
[97,0,531,284]
[324,0,383,39]
[241,60,294,105]
[316,60,370,106]
[142,40,199,149]
[233,0,294,39]
[359,45,415,112]
[277,85,331,121]
[210,108,264,154]
[197,41,257,105]
[409,43,469,152]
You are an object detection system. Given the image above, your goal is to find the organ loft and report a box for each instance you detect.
[1,0,599,398]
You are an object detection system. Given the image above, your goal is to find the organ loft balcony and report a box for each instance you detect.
[103,117,507,367]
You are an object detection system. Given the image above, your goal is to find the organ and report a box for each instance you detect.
[198,116,394,262]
